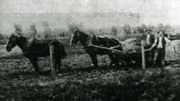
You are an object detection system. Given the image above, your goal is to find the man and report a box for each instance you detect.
[29,24,37,39]
[149,31,171,66]
[28,24,38,47]
[14,24,23,36]
[144,29,155,65]
[145,29,155,47]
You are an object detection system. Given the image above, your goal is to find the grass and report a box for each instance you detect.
[0,61,180,101]
[0,37,180,101]
[0,52,180,101]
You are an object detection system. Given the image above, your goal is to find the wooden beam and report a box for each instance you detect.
[88,44,124,54]
[49,45,56,78]
[141,40,146,70]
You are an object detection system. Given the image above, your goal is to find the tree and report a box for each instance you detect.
[0,33,5,44]
[42,21,52,39]
[136,24,147,34]
[123,24,132,35]
[111,26,118,36]
[157,23,164,32]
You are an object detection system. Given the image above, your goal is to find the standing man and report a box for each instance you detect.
[42,22,52,39]
[28,24,38,47]
[145,29,155,65]
[14,24,23,36]
[145,29,155,47]
[30,24,37,39]
[149,31,171,67]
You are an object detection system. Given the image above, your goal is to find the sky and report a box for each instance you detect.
[0,0,173,13]
[1,0,180,25]
[1,0,180,34]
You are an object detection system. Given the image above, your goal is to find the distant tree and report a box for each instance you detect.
[136,26,145,34]
[148,25,155,32]
[0,33,6,44]
[131,26,140,34]
[163,24,174,37]
[0,33,4,40]
[164,24,173,33]
[140,24,148,33]
[42,21,52,39]
[123,24,132,35]
[157,23,164,32]
[111,26,118,36]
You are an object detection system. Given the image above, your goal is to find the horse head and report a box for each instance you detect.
[70,28,84,47]
[6,33,22,52]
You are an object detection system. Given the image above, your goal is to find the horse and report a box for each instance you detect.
[6,33,67,74]
[70,29,122,67]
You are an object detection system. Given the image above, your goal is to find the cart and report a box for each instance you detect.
[87,39,147,69]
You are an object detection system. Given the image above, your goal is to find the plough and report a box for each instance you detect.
[87,40,147,69]
[88,44,124,54]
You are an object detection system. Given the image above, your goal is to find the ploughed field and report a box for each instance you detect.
[1,40,180,101]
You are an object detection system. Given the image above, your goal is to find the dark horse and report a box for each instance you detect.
[6,33,67,74]
[70,29,122,67]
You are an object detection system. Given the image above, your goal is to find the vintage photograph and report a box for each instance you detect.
[0,0,180,100]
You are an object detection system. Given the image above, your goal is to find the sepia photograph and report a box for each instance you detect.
[0,0,180,100]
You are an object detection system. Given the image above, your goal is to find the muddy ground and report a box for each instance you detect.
[0,44,180,101]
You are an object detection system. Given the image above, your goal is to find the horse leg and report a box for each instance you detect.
[89,53,98,67]
[50,52,60,74]
[114,56,120,68]
[55,57,61,73]
[109,54,115,67]
[29,57,41,74]
[58,59,62,73]
[109,54,119,68]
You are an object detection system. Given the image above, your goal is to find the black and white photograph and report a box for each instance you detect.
[0,0,180,100]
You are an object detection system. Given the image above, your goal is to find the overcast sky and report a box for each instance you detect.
[0,0,180,25]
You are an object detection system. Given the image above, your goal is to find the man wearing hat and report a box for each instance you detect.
[145,29,155,65]
[30,24,37,39]
[149,31,171,67]
[14,24,23,36]
[145,29,155,48]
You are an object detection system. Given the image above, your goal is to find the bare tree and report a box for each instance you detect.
[42,21,52,39]
[123,24,132,35]
[111,26,118,36]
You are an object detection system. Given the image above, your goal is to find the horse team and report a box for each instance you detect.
[6,24,171,75]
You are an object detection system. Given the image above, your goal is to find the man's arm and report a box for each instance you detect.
[145,38,157,52]
[165,37,171,46]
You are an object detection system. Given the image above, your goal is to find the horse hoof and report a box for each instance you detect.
[90,64,97,67]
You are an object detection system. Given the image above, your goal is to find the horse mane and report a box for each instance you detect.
[74,29,91,40]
